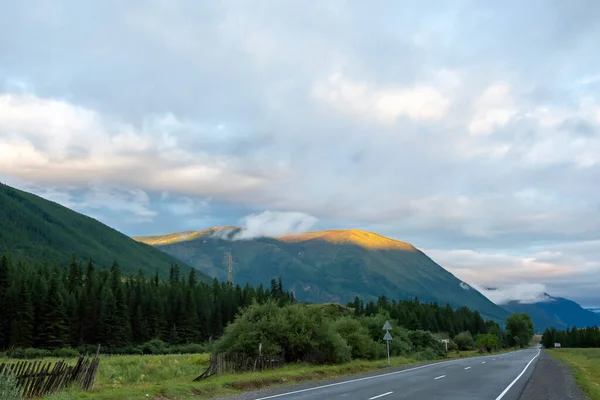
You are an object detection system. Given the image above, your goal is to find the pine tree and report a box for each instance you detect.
[0,255,11,350]
[188,268,197,287]
[11,279,34,348]
[178,289,200,343]
[37,275,69,349]
[67,255,82,294]
[98,286,117,347]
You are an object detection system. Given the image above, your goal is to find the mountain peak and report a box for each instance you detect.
[278,229,417,251]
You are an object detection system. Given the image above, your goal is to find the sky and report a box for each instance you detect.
[1,0,600,307]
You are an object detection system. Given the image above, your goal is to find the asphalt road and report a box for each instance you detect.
[221,349,542,400]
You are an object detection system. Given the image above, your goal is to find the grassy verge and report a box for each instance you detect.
[547,348,600,400]
[1,349,512,400]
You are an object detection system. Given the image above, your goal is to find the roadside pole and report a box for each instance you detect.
[383,320,392,365]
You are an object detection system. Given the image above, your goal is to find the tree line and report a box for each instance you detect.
[0,254,293,352]
[541,326,600,348]
[0,253,534,356]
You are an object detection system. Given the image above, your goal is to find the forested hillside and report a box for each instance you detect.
[0,183,204,278]
[135,228,509,322]
[0,254,290,351]
[0,253,525,357]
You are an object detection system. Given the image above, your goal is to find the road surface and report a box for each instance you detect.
[221,348,543,400]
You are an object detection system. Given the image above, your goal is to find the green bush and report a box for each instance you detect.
[213,301,353,364]
[0,371,20,400]
[476,333,500,352]
[414,348,439,361]
[454,331,475,351]
[356,313,412,357]
[6,347,52,359]
[52,347,80,358]
[447,339,459,353]
[334,317,378,360]
[408,330,445,356]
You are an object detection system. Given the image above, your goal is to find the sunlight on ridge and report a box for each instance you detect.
[279,229,418,251]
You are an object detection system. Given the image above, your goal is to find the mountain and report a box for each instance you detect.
[587,308,600,314]
[502,293,600,332]
[0,182,208,279]
[134,227,509,321]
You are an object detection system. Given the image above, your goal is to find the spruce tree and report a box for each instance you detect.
[37,275,69,349]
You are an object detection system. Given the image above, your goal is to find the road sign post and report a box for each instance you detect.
[383,320,392,365]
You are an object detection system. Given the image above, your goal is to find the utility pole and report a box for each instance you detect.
[223,251,234,284]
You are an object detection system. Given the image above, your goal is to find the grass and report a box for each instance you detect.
[548,348,600,400]
[1,348,513,400]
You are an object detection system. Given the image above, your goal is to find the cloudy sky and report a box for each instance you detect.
[2,0,600,307]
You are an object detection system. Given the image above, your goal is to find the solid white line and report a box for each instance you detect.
[368,391,393,400]
[494,349,541,400]
[464,367,471,370]
[434,375,446,380]
[252,353,502,400]
[253,350,522,400]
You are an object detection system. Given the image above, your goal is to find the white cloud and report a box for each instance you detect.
[312,73,451,124]
[235,211,318,240]
[468,82,517,136]
[3,0,600,305]
[471,283,550,305]
[0,93,266,197]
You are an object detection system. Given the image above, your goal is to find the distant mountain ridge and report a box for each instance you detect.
[0,182,209,279]
[134,226,510,322]
[502,293,600,332]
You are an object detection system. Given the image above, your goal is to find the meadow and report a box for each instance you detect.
[549,348,600,400]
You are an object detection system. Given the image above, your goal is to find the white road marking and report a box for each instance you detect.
[368,392,393,400]
[493,359,496,361]
[464,367,471,370]
[495,349,541,400]
[434,375,446,380]
[252,350,523,400]
[482,361,486,364]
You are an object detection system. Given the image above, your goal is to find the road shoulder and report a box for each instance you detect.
[519,350,588,400]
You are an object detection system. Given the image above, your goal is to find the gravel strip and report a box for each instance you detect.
[519,350,588,400]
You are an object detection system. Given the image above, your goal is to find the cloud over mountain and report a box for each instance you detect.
[1,0,600,305]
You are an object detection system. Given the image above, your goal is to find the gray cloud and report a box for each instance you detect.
[1,0,600,303]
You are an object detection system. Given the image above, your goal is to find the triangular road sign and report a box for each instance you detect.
[384,331,393,341]
[383,321,392,330]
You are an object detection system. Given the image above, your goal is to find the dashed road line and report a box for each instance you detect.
[368,391,393,400]
[434,375,446,380]
[465,367,471,370]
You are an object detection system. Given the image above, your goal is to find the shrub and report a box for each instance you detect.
[52,347,80,358]
[334,317,378,360]
[213,301,352,364]
[476,333,500,352]
[447,339,459,353]
[454,331,475,351]
[408,330,445,356]
[0,371,20,400]
[6,347,51,359]
[414,347,439,361]
[357,313,412,357]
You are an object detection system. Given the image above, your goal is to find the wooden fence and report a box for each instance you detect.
[194,352,285,380]
[0,352,100,398]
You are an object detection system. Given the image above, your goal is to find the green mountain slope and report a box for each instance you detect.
[0,182,208,279]
[134,227,509,321]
